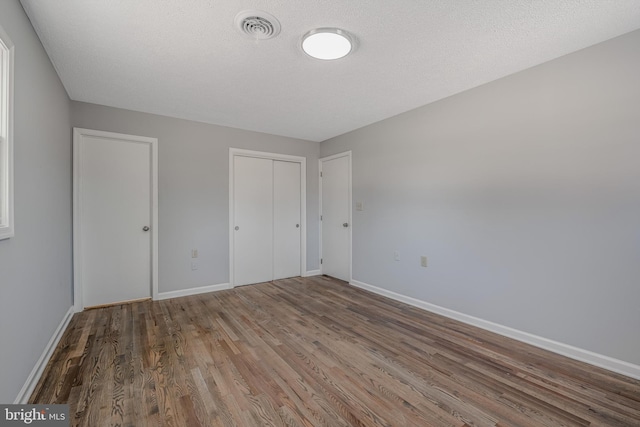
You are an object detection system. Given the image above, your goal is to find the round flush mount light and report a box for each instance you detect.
[302,28,355,60]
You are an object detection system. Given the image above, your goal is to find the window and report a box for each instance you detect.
[0,25,14,240]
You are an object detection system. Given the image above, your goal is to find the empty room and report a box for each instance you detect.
[1,0,639,425]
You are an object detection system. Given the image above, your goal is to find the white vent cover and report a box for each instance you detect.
[235,10,281,40]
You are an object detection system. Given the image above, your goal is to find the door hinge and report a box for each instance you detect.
[320,171,323,177]
[321,258,323,264]
[320,215,322,221]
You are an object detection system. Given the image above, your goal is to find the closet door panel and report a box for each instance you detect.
[233,156,273,286]
[273,161,301,280]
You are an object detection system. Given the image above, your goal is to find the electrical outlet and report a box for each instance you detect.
[394,250,400,261]
[191,261,198,270]
[420,256,428,267]
[191,249,198,258]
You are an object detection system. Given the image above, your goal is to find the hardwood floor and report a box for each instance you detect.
[30,276,640,426]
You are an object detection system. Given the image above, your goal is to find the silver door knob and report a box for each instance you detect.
[296,224,300,228]
[235,226,239,231]
[343,223,349,227]
[142,226,150,231]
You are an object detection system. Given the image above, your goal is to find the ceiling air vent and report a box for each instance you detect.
[235,10,281,40]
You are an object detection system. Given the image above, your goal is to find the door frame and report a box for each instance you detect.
[73,128,159,312]
[229,148,307,287]
[319,151,352,282]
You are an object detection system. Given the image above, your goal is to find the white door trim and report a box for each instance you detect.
[229,148,307,287]
[73,128,159,312]
[319,151,352,281]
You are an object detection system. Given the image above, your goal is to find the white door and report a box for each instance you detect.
[273,161,301,279]
[233,156,274,286]
[74,129,157,309]
[321,153,351,281]
[231,150,306,286]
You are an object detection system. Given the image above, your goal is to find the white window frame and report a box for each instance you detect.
[0,25,14,240]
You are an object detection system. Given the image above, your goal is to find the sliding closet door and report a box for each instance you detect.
[233,156,273,286]
[273,161,301,280]
[231,150,305,287]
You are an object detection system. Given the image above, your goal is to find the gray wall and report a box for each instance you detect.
[0,1,72,402]
[321,30,640,365]
[71,102,320,293]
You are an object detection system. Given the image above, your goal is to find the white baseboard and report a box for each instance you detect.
[303,270,321,277]
[156,283,231,300]
[350,279,640,380]
[15,306,75,404]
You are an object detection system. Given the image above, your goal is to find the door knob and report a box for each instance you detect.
[235,226,239,231]
[296,224,300,228]
[343,223,349,228]
[142,226,150,231]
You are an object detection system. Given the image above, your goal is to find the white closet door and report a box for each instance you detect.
[321,154,351,281]
[273,161,301,280]
[233,156,273,286]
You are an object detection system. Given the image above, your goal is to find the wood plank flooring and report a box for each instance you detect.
[30,276,640,426]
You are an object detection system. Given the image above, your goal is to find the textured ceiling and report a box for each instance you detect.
[20,0,640,142]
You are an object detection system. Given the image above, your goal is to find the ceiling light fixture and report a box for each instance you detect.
[302,28,354,60]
